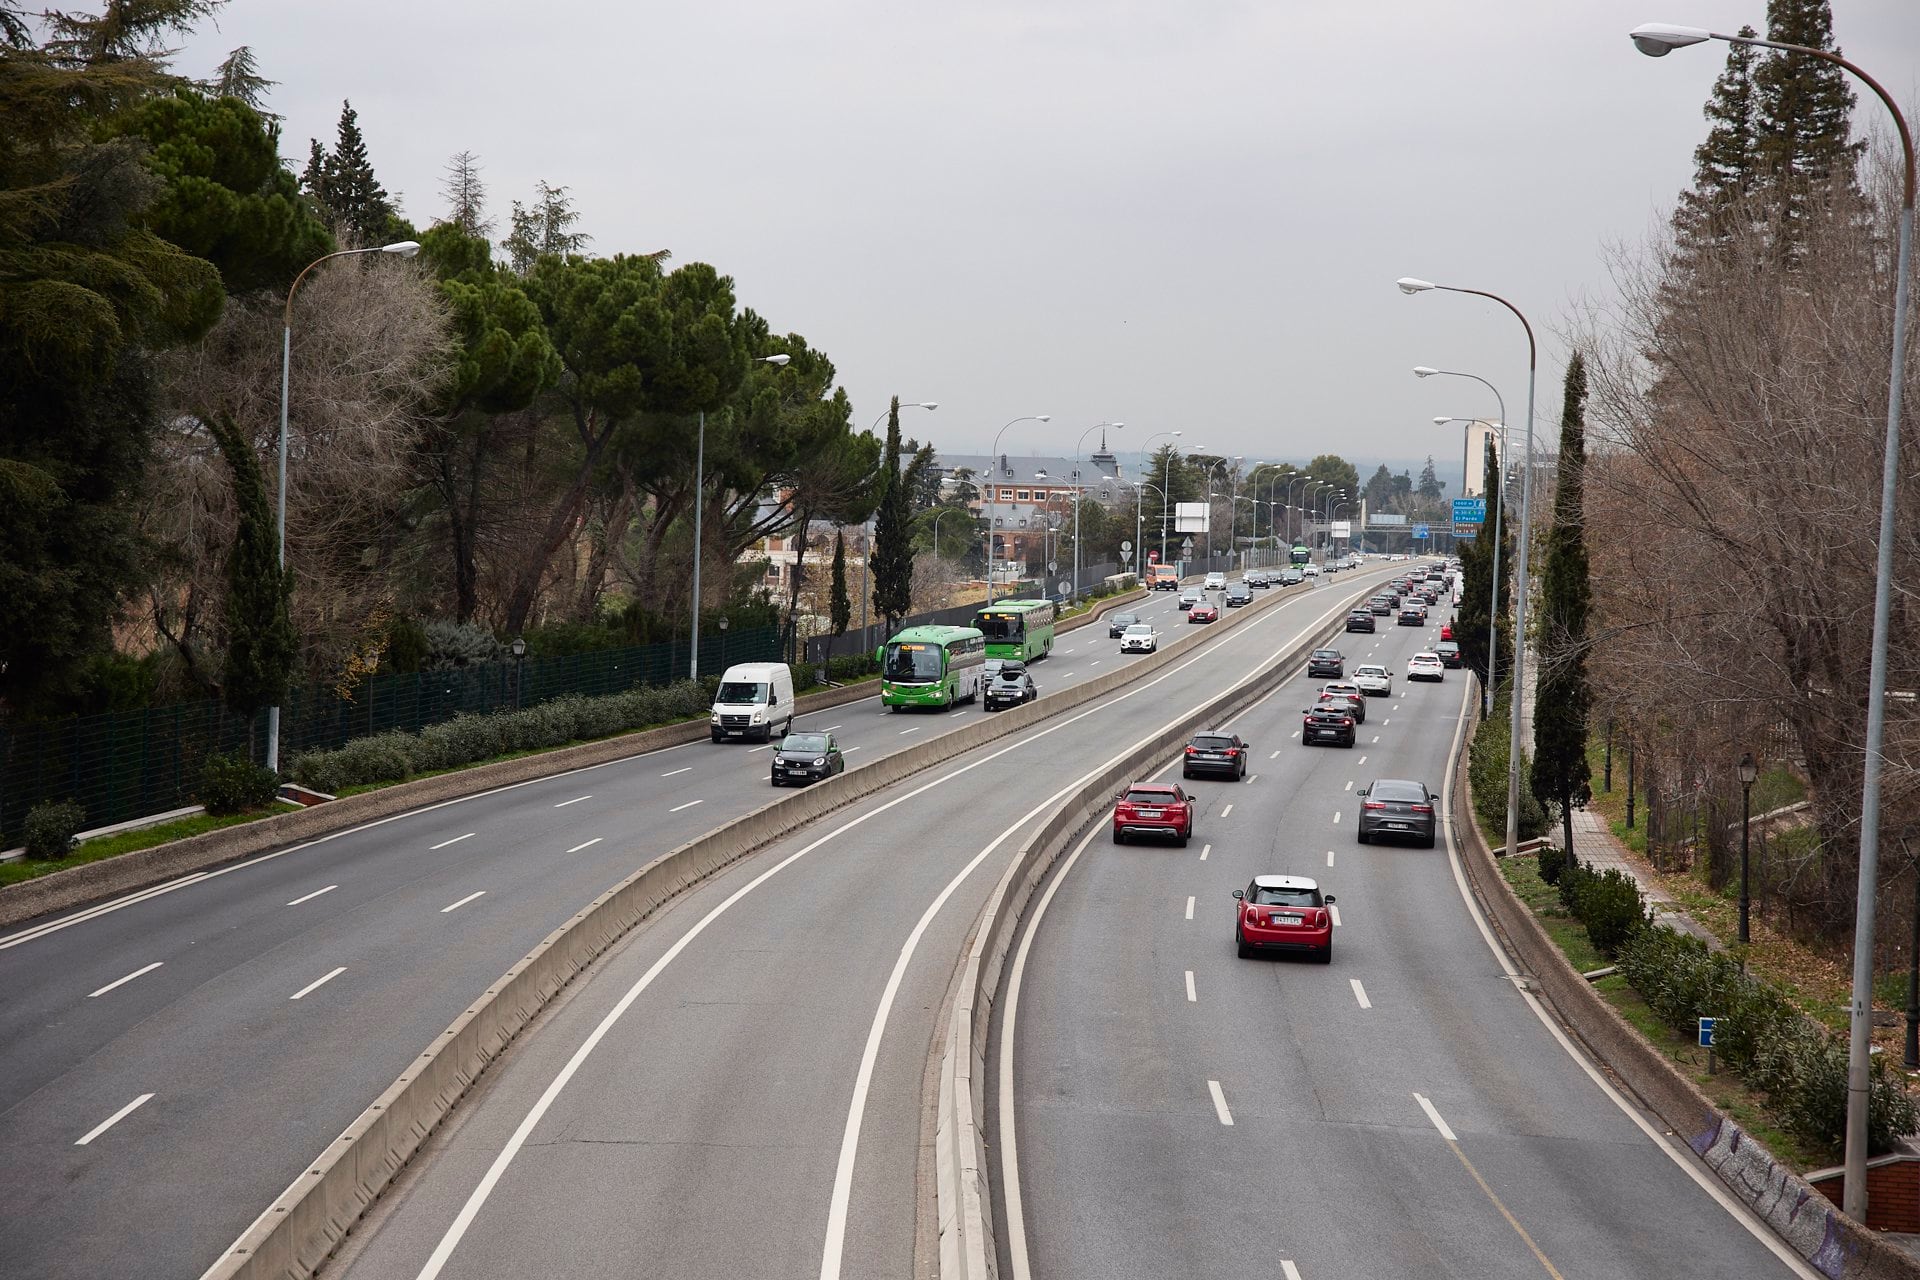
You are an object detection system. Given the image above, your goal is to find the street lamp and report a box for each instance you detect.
[1631,21,1914,1220]
[1398,275,1539,885]
[1737,752,1758,948]
[266,238,420,774]
[1070,421,1123,602]
[510,636,527,710]
[1434,406,1509,716]
[986,414,1053,604]
[691,353,791,681]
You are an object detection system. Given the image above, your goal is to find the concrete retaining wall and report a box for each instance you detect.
[1447,707,1920,1280]
[196,583,1266,1280]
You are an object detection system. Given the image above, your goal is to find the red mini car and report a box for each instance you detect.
[1440,620,1455,641]
[1188,604,1219,624]
[1233,874,1335,961]
[1113,782,1194,846]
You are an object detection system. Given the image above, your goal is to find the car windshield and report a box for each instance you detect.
[884,642,944,682]
[716,680,767,704]
[783,734,829,754]
[976,612,1024,641]
[1370,781,1427,802]
[1251,885,1321,907]
[1192,734,1235,749]
[1437,642,1459,653]
[1313,650,1339,659]
[1356,666,1386,676]
[1413,655,1440,664]
[1125,624,1152,635]
[1125,787,1177,803]
[1112,614,1137,625]
[1315,699,1353,713]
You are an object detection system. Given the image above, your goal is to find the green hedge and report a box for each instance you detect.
[1469,687,1547,842]
[1556,861,1650,958]
[1619,925,1919,1153]
[289,679,715,794]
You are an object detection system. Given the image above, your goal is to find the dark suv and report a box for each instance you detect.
[1306,648,1344,678]
[1357,779,1438,847]
[1108,611,1140,639]
[1301,698,1358,748]
[1225,583,1254,608]
[1435,640,1463,668]
[1183,731,1250,780]
[1345,610,1375,633]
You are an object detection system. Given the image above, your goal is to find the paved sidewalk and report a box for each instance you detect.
[1565,808,1721,949]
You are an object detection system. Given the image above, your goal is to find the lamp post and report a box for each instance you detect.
[1418,365,1510,712]
[266,239,420,774]
[985,414,1053,604]
[1286,475,1319,544]
[1399,276,1539,884]
[690,354,791,681]
[1630,22,1914,1219]
[1737,752,1758,947]
[1260,469,1293,563]
[510,636,527,710]
[1071,422,1123,602]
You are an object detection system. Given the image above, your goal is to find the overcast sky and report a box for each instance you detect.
[172,1,1917,484]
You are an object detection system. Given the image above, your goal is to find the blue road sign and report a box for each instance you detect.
[1698,1017,1716,1048]
[1412,523,1430,540]
[1452,498,1486,524]
[1453,525,1479,540]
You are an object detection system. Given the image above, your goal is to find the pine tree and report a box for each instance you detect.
[1753,0,1861,258]
[302,137,331,214]
[205,45,276,117]
[1530,353,1595,864]
[502,180,589,273]
[1417,455,1445,501]
[1672,28,1760,258]
[870,397,915,635]
[207,415,298,723]
[440,150,493,237]
[830,531,851,638]
[305,101,399,245]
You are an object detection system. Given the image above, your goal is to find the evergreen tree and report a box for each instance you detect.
[1362,463,1396,512]
[1416,455,1446,501]
[829,531,851,638]
[1753,0,1861,258]
[206,415,298,722]
[1672,28,1760,259]
[503,180,590,273]
[205,45,276,117]
[1530,353,1595,864]
[1453,436,1510,690]
[870,398,915,634]
[304,101,399,245]
[439,150,493,237]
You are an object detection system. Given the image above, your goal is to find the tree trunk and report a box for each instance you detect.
[501,405,615,635]
[574,481,635,622]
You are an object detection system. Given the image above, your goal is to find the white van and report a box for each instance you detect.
[710,662,795,742]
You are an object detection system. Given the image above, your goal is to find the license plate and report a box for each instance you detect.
[1136,809,1161,818]
[1386,821,1408,829]
[1274,913,1302,925]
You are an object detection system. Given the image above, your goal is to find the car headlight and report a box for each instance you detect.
[750,708,764,721]
[812,757,826,766]
[710,712,722,723]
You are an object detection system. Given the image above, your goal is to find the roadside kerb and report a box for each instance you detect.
[0,589,1150,932]
[932,581,1375,1280]
[1448,702,1916,1279]
[195,577,1295,1280]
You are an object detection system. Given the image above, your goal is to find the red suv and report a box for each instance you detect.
[1233,875,1335,961]
[1112,783,1194,846]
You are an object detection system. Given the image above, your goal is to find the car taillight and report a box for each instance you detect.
[1247,907,1262,924]
[1226,748,1239,757]
[1185,746,1196,754]
[1363,801,1386,810]
[1314,911,1327,928]
[1412,804,1433,813]
[1341,717,1352,726]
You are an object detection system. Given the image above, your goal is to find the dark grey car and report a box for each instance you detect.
[1108,611,1140,638]
[984,661,1037,710]
[1356,778,1438,847]
[1224,584,1253,608]
[771,731,845,786]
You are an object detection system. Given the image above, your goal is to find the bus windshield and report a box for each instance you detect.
[884,642,944,683]
[976,612,1024,641]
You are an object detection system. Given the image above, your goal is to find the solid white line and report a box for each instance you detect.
[87,962,162,998]
[74,1093,153,1146]
[1330,904,1342,927]
[1220,803,1233,817]
[440,891,486,914]
[661,767,693,777]
[553,794,593,807]
[1199,843,1211,862]
[1350,978,1372,1009]
[430,832,474,851]
[289,966,346,1000]
[1185,896,1195,920]
[285,884,337,906]
[1208,1079,1234,1126]
[1414,1091,1456,1141]
[1185,971,1197,1002]
[566,838,602,854]
[669,799,704,813]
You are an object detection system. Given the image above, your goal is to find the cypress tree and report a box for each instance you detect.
[1672,27,1760,261]
[1530,353,1595,864]
[870,397,915,635]
[830,531,851,638]
[1752,0,1861,258]
[207,416,299,726]
[305,101,399,245]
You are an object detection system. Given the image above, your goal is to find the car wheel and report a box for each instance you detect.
[1182,769,1193,780]
[711,730,725,743]
[1424,833,1438,849]
[1237,931,1254,960]
[1315,945,1333,965]
[771,777,782,787]
[1113,828,1126,845]
[1356,829,1370,845]
[1177,826,1190,848]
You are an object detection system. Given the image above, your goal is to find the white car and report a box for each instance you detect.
[1204,572,1226,590]
[1120,624,1159,653]
[1301,563,1321,577]
[1353,663,1392,697]
[1407,652,1445,682]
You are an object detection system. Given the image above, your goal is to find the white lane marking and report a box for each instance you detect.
[1248,774,1258,783]
[430,832,475,851]
[1220,804,1233,817]
[669,799,705,813]
[1350,978,1372,1009]
[1393,703,1401,711]
[1291,729,1300,738]
[285,884,337,907]
[1282,1264,1303,1280]
[1372,735,1381,744]
[1089,660,1102,667]
[1357,755,1367,765]
[289,966,346,1000]
[822,724,843,732]
[1270,749,1281,759]
[566,838,602,854]
[1327,850,1336,867]
[748,745,772,753]
[1199,843,1211,862]
[1059,648,1075,654]
[1383,718,1391,726]
[1185,971,1197,1002]
[1333,811,1341,824]
[553,794,593,807]
[440,891,486,914]
[1330,904,1342,927]
[1208,1080,1234,1126]
[898,727,921,736]
[87,961,163,998]
[843,746,862,753]
[661,767,693,777]
[1344,780,1353,791]
[75,1093,154,1146]
[410,584,1358,1280]
[1185,896,1195,920]
[1415,1091,1456,1141]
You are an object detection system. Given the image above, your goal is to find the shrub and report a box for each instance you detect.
[1564,864,1649,958]
[197,752,280,815]
[421,620,507,671]
[1536,840,1566,885]
[23,800,86,860]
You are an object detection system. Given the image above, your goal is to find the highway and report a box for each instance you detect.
[989,597,1817,1279]
[299,569,1396,1280]
[0,578,1284,1280]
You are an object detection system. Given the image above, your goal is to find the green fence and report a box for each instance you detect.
[0,627,779,844]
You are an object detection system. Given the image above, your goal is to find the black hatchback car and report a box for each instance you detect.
[1345,610,1375,633]
[1357,778,1438,847]
[984,661,1037,711]
[1108,611,1140,638]
[1307,648,1344,678]
[1301,698,1357,748]
[1435,640,1463,668]
[1225,583,1254,608]
[771,731,845,786]
[1183,730,1250,780]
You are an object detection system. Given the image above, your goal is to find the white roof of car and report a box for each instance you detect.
[1410,652,1442,663]
[1252,874,1320,890]
[1124,623,1153,632]
[1355,664,1387,674]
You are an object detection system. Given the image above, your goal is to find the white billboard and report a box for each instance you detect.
[1174,502,1211,533]
[1331,520,1352,539]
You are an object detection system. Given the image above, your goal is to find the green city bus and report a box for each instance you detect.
[975,599,1057,661]
[879,625,988,709]
[1289,544,1311,566]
